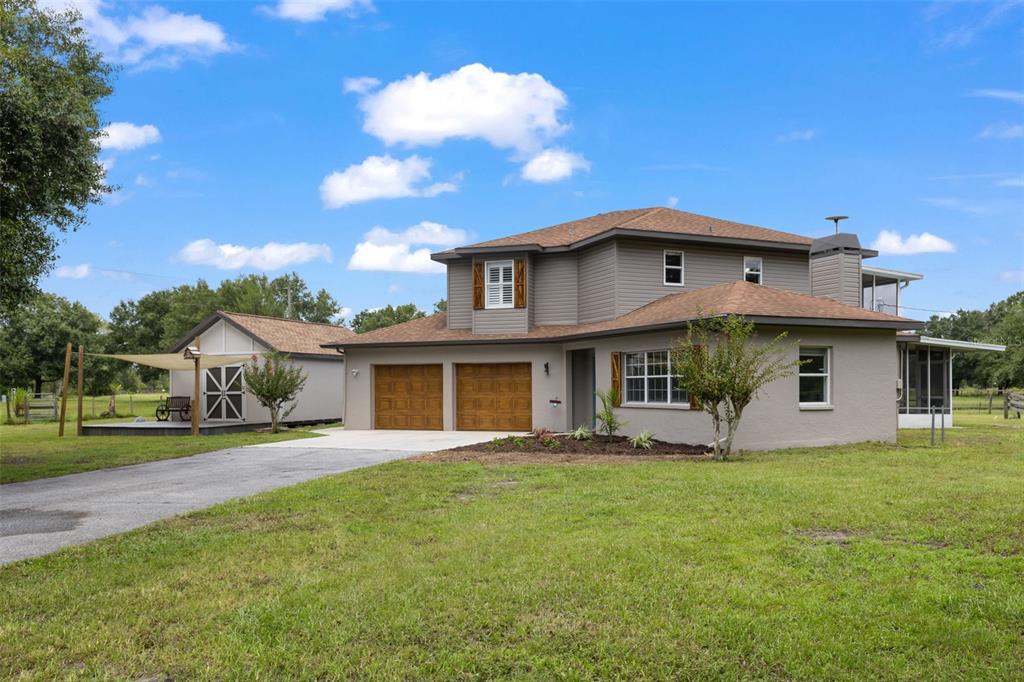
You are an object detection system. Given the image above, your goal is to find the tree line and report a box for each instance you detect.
[0,273,443,395]
[921,291,1023,389]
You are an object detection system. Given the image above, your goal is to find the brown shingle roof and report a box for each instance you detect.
[218,311,355,357]
[327,281,919,348]
[458,207,814,251]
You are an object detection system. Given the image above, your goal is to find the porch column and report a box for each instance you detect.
[191,336,200,436]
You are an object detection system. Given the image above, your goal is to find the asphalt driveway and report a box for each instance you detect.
[0,428,511,565]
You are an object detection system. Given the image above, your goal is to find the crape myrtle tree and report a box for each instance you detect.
[0,0,114,318]
[672,314,801,460]
[243,352,307,433]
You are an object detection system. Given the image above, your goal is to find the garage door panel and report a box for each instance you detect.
[374,364,443,430]
[456,363,532,431]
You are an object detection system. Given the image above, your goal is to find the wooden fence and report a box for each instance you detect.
[1006,392,1023,419]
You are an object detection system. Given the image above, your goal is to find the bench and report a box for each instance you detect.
[155,396,192,422]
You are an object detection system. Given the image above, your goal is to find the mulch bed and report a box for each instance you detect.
[412,434,711,464]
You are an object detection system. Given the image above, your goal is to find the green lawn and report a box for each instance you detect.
[1,414,1022,679]
[0,419,331,484]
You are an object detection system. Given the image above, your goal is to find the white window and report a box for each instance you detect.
[744,256,763,285]
[485,260,514,309]
[799,347,831,405]
[623,350,689,406]
[664,250,684,286]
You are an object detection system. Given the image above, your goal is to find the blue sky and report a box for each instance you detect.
[43,0,1024,322]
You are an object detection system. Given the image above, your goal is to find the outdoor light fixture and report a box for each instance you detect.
[544,362,550,375]
[183,346,201,360]
[351,368,360,377]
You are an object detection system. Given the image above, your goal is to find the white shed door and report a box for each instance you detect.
[204,365,245,421]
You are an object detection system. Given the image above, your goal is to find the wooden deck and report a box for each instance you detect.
[80,420,267,437]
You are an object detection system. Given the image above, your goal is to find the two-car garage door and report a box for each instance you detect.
[373,363,532,431]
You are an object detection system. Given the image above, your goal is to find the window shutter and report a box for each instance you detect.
[689,345,703,410]
[610,352,622,406]
[472,263,484,310]
[514,258,527,308]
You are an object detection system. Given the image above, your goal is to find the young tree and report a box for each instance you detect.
[0,0,114,318]
[672,314,801,460]
[350,304,425,333]
[243,352,308,433]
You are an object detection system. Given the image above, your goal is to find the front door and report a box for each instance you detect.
[204,365,245,421]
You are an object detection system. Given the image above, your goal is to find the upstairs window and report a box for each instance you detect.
[623,350,689,406]
[664,250,684,286]
[799,347,831,405]
[485,260,514,309]
[744,256,763,285]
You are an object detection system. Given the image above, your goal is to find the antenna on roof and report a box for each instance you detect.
[825,215,849,234]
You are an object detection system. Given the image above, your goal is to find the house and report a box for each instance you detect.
[325,207,1000,448]
[167,311,354,425]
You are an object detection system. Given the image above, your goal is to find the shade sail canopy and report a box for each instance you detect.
[90,353,255,371]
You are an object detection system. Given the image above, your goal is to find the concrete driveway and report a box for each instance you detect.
[0,428,510,565]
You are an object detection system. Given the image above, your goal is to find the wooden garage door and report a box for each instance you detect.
[456,363,532,431]
[374,364,443,430]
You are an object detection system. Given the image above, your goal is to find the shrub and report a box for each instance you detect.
[244,352,308,433]
[532,427,555,441]
[570,424,594,441]
[630,431,655,450]
[595,388,625,438]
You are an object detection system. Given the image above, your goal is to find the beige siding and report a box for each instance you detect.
[615,240,810,316]
[578,241,617,323]
[811,252,862,307]
[446,260,472,329]
[533,254,578,325]
[471,254,529,334]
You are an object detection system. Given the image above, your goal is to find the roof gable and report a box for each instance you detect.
[170,311,355,357]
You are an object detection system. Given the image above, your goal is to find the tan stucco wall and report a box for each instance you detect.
[343,343,566,431]
[345,326,897,450]
[566,326,898,450]
[168,319,344,423]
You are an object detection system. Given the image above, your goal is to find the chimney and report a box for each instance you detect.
[809,230,863,308]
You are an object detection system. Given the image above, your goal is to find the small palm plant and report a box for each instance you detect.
[570,424,594,441]
[595,388,625,438]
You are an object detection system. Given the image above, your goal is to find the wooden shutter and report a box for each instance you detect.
[688,345,702,410]
[610,352,622,406]
[472,263,484,310]
[514,258,527,308]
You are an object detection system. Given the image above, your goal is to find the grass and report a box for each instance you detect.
[1,413,1022,679]
[0,418,332,484]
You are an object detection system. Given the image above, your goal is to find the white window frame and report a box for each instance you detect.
[743,256,763,285]
[798,347,831,407]
[622,349,690,408]
[663,250,685,287]
[484,259,514,309]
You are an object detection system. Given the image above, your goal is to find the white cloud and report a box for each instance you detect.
[921,197,997,214]
[339,306,352,319]
[43,1,232,69]
[100,122,161,151]
[100,157,115,173]
[387,284,401,294]
[134,174,151,186]
[55,263,91,279]
[356,63,569,154]
[319,155,458,208]
[1000,270,1024,283]
[979,122,1024,139]
[997,176,1024,188]
[342,76,380,94]
[177,239,333,270]
[666,196,680,208]
[264,0,373,22]
[347,221,466,274]
[967,88,1024,104]
[776,129,817,142]
[520,148,589,183]
[870,230,957,255]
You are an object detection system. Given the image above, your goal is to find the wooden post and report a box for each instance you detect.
[58,342,73,436]
[1005,393,1010,420]
[76,345,85,435]
[191,336,201,436]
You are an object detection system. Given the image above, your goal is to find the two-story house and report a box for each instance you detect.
[327,207,1000,449]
